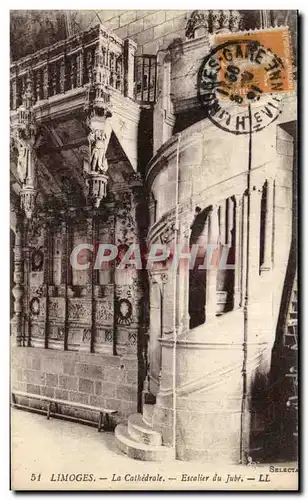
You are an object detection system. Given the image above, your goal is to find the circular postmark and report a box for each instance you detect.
[198,39,284,134]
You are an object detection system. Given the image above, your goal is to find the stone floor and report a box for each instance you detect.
[11,407,133,488]
[11,408,298,491]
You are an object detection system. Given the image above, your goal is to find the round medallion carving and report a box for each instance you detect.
[31,249,44,271]
[116,298,132,325]
[30,297,40,316]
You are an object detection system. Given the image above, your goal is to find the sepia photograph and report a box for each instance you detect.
[9,8,298,491]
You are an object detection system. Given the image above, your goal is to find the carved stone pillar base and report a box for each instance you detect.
[10,313,23,346]
[20,186,37,220]
[86,173,108,208]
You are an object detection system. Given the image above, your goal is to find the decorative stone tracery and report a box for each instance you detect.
[185,9,241,39]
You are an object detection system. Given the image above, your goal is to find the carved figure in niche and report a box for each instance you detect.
[117,298,132,325]
[29,297,40,316]
[15,136,36,185]
[88,130,109,174]
[31,248,44,272]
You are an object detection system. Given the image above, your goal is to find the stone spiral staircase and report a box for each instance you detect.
[115,272,298,462]
[115,404,173,461]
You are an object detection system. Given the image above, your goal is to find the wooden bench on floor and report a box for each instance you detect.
[12,390,118,432]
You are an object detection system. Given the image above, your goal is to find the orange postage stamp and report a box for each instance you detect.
[214,27,295,96]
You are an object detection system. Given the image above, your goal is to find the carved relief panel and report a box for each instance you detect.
[67,298,92,351]
[115,277,142,354]
[72,221,92,289]
[97,213,115,285]
[68,299,92,325]
[47,297,66,349]
[94,284,115,352]
[115,191,137,247]
[28,218,46,289]
[29,294,46,348]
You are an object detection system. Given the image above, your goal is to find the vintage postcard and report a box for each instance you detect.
[10,9,298,491]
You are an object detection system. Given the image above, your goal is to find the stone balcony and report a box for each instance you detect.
[10,23,136,112]
[9,24,147,226]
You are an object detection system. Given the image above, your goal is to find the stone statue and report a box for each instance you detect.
[15,135,36,186]
[88,130,109,174]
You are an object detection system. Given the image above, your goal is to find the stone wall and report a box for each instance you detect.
[11,346,138,423]
[11,11,296,62]
[100,10,189,56]
[10,10,190,61]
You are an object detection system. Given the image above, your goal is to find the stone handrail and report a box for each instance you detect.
[10,24,136,110]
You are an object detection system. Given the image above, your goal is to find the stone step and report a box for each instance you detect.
[128,413,162,446]
[142,403,154,427]
[115,424,172,462]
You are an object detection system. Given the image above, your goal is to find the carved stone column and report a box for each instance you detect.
[47,217,67,350]
[226,197,235,311]
[249,185,263,282]
[217,199,227,314]
[91,213,99,353]
[11,64,18,110]
[79,214,93,353]
[124,38,137,99]
[60,217,67,292]
[227,197,235,246]
[53,226,62,289]
[14,75,38,220]
[20,215,32,347]
[86,215,94,290]
[83,37,113,209]
[176,219,191,334]
[260,10,270,29]
[260,179,274,273]
[234,194,243,308]
[11,213,24,346]
[22,243,31,347]
[98,210,115,286]
[206,205,219,319]
[153,50,175,154]
[147,271,169,397]
[43,62,49,99]
[77,47,84,87]
[219,199,227,245]
[64,214,73,350]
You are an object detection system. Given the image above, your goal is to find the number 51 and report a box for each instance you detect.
[30,473,41,481]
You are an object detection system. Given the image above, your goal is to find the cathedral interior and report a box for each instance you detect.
[10,10,297,464]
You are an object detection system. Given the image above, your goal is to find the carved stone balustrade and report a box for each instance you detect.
[10,23,141,212]
[10,24,136,111]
